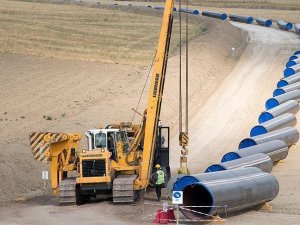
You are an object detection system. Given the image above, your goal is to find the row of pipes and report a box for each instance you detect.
[115,3,300,35]
[107,2,300,220]
[166,50,300,220]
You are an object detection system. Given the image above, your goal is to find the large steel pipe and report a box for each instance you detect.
[256,17,272,27]
[239,127,299,149]
[154,6,177,11]
[181,172,279,219]
[205,153,273,173]
[222,140,288,163]
[286,58,300,68]
[178,8,199,15]
[265,90,300,109]
[277,72,300,87]
[259,100,299,123]
[284,64,300,77]
[172,167,262,192]
[277,20,293,30]
[202,11,227,20]
[295,24,300,34]
[274,81,300,96]
[229,14,253,24]
[251,113,296,136]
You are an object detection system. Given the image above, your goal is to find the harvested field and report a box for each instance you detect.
[0,0,203,65]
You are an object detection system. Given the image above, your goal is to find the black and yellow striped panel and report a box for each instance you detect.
[29,132,66,163]
[179,132,189,146]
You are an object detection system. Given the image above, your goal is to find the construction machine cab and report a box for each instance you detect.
[85,129,129,160]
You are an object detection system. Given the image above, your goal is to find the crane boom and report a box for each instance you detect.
[134,0,174,189]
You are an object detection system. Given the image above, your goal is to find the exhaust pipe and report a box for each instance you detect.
[222,140,288,163]
[205,153,273,173]
[251,113,296,136]
[239,127,299,149]
[181,171,279,219]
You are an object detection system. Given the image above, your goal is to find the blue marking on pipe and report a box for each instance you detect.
[250,125,268,137]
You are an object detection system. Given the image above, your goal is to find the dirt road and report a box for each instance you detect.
[1,19,300,225]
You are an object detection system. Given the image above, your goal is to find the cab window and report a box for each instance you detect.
[95,133,106,148]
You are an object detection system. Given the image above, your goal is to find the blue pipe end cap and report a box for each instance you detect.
[277,80,289,88]
[286,61,297,68]
[192,10,200,15]
[295,51,300,55]
[247,17,254,24]
[205,164,226,173]
[284,68,295,77]
[173,176,199,191]
[258,112,274,123]
[265,20,272,27]
[273,88,285,97]
[239,138,257,149]
[220,13,228,20]
[286,23,293,30]
[221,152,241,162]
[265,98,279,110]
[290,55,298,61]
[250,125,267,137]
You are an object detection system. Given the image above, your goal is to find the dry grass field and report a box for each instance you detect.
[0,0,203,65]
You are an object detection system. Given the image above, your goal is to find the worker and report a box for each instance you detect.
[153,164,165,201]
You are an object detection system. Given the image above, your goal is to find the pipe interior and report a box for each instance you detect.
[182,184,213,218]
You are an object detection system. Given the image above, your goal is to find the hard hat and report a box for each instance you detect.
[155,164,161,169]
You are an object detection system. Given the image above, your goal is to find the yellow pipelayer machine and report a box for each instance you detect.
[29,0,176,205]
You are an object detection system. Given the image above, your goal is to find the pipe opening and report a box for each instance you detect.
[182,183,214,218]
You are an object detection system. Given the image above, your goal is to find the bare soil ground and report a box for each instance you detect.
[0,0,246,204]
[1,0,300,224]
